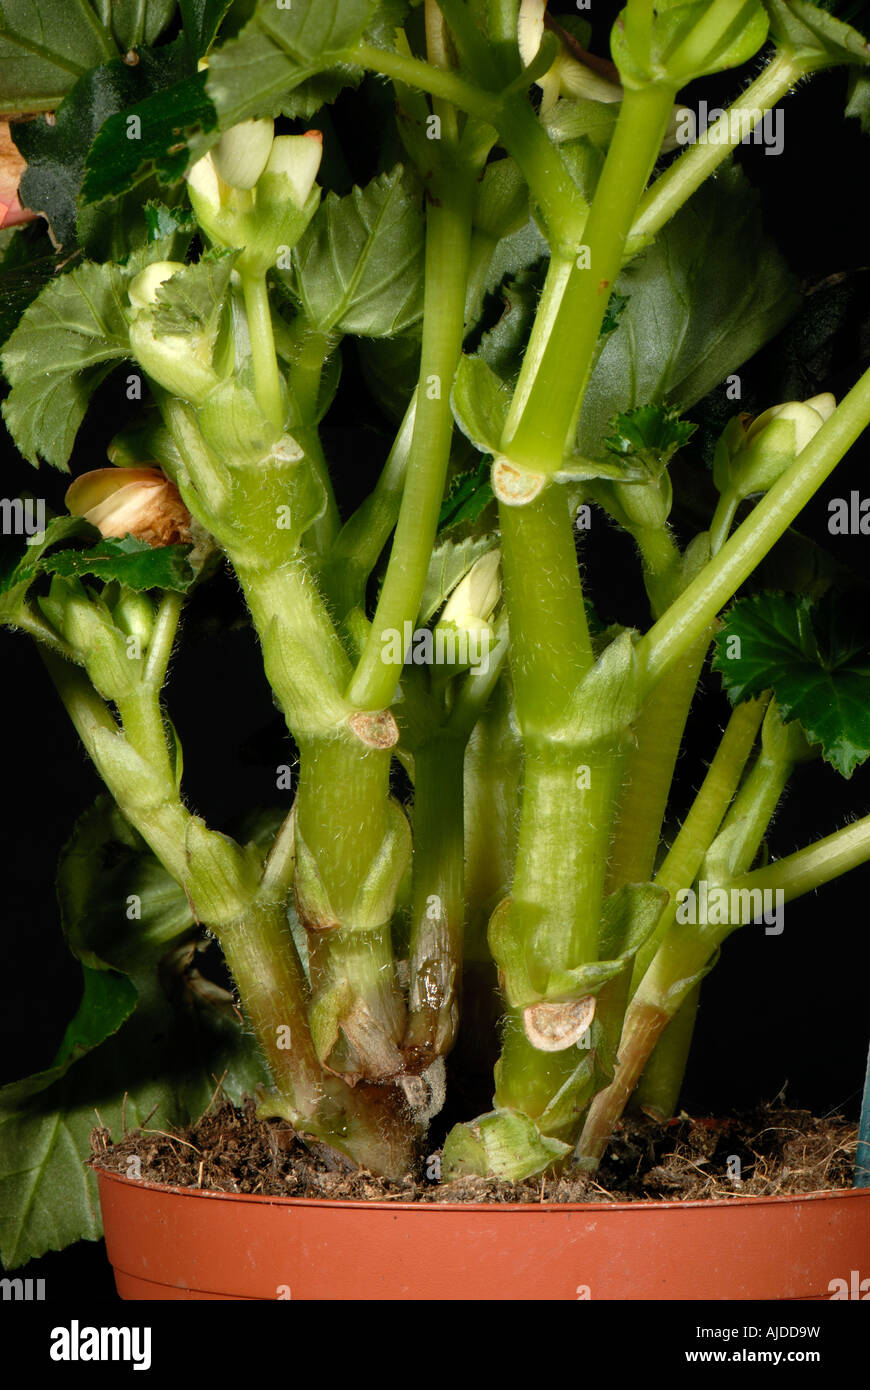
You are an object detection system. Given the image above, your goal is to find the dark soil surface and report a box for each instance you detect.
[91,1096,859,1203]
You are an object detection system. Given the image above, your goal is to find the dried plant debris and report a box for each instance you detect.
[94,1097,858,1204]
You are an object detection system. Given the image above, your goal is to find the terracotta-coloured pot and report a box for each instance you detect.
[94,1166,870,1301]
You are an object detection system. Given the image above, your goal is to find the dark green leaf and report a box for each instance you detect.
[438,459,494,531]
[578,166,800,459]
[0,1,115,114]
[713,590,870,776]
[179,0,234,56]
[144,199,198,243]
[601,291,628,338]
[43,535,197,592]
[846,65,870,128]
[0,516,97,621]
[605,404,697,477]
[109,0,177,51]
[82,71,217,207]
[477,263,546,385]
[0,797,267,1268]
[290,166,424,337]
[15,40,195,250]
[356,332,420,421]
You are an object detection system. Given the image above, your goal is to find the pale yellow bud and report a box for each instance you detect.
[128,260,186,310]
[442,550,501,628]
[263,131,323,209]
[212,118,275,191]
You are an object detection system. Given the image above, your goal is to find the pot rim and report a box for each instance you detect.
[90,1160,870,1213]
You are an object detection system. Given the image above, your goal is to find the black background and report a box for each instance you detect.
[1,0,869,1301]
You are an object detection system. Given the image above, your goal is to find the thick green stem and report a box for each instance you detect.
[405,736,466,1061]
[219,898,323,1120]
[234,559,351,735]
[348,170,474,713]
[498,483,593,733]
[294,734,410,1082]
[294,735,395,925]
[605,635,710,893]
[503,83,677,475]
[510,743,624,988]
[639,366,870,690]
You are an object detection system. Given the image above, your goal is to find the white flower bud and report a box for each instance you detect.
[212,118,275,191]
[128,260,186,310]
[186,150,222,217]
[442,550,501,628]
[717,392,837,501]
[263,132,323,209]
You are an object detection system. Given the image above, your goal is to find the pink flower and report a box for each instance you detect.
[0,121,37,229]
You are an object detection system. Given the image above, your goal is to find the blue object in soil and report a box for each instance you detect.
[856,1039,870,1188]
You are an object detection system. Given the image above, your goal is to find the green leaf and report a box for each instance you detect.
[57,798,197,972]
[258,0,377,62]
[0,798,268,1268]
[357,331,421,422]
[578,166,800,460]
[0,1,115,114]
[418,533,497,625]
[290,166,425,337]
[43,535,197,593]
[15,40,195,250]
[1,242,174,470]
[713,590,870,776]
[109,0,177,51]
[179,0,234,56]
[143,198,198,244]
[450,353,511,456]
[476,263,546,386]
[150,249,236,343]
[442,1109,569,1181]
[0,516,97,623]
[604,404,697,478]
[846,66,870,129]
[438,459,494,532]
[763,0,870,66]
[204,0,366,128]
[542,96,620,150]
[81,71,217,208]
